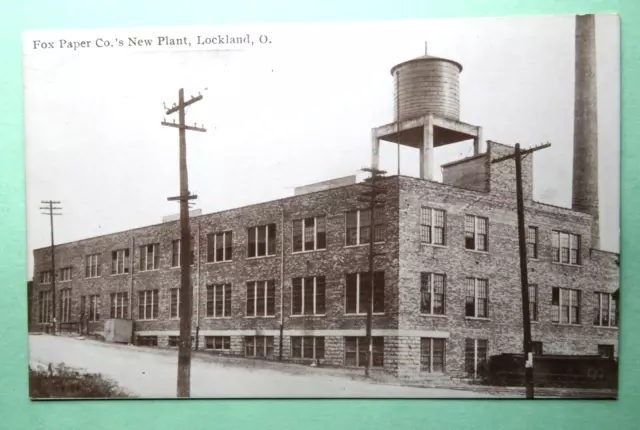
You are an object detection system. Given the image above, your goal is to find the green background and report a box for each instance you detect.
[1,0,637,428]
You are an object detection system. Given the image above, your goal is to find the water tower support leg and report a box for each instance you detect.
[371,128,380,169]
[420,115,435,180]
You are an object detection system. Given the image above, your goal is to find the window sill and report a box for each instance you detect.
[205,260,233,265]
[59,280,71,283]
[343,312,385,316]
[204,316,232,320]
[464,249,490,255]
[292,248,328,255]
[419,313,447,318]
[138,269,160,273]
[84,276,102,280]
[344,242,385,249]
[289,314,326,318]
[138,319,158,321]
[246,255,277,261]
[110,272,130,277]
[551,262,582,268]
[170,265,195,270]
[205,348,231,352]
[465,317,490,321]
[420,243,447,249]
[244,315,277,319]
[593,325,619,330]
[551,322,582,327]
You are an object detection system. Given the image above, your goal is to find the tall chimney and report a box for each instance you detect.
[572,14,600,249]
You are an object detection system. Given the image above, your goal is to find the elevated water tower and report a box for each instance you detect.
[371,43,483,180]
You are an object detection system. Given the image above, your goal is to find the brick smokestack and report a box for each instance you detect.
[572,14,600,249]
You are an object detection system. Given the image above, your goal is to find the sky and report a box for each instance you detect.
[23,14,620,277]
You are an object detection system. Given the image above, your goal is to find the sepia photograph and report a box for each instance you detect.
[24,13,620,399]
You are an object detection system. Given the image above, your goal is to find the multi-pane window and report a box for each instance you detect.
[38,291,52,323]
[171,239,195,267]
[529,284,538,322]
[85,254,101,278]
[291,336,325,360]
[111,249,130,275]
[207,231,233,262]
[40,271,52,284]
[465,278,489,318]
[420,273,446,315]
[593,292,618,327]
[206,284,231,318]
[60,289,72,322]
[344,337,384,367]
[89,294,101,322]
[552,287,581,324]
[205,336,231,350]
[246,280,276,317]
[60,267,72,282]
[345,208,385,246]
[139,244,160,271]
[527,227,538,259]
[110,292,128,319]
[247,224,276,258]
[420,208,446,245]
[421,338,446,372]
[170,288,180,319]
[464,338,488,378]
[245,336,274,358]
[138,290,159,320]
[465,215,488,251]
[531,341,543,356]
[598,344,615,359]
[552,231,580,265]
[293,216,327,252]
[291,276,326,315]
[345,271,385,314]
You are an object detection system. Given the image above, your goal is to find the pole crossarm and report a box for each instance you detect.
[165,95,203,115]
[167,194,198,202]
[161,122,207,132]
[491,143,551,164]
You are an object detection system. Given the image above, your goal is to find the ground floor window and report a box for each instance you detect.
[421,338,446,373]
[464,338,488,378]
[206,336,231,351]
[60,289,72,322]
[598,344,615,359]
[245,336,274,358]
[136,336,158,347]
[344,337,383,367]
[531,341,543,355]
[291,336,325,360]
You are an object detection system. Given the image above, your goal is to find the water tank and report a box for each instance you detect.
[391,49,462,121]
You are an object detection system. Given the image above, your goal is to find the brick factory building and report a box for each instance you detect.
[29,19,619,381]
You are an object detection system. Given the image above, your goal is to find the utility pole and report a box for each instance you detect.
[40,200,62,334]
[492,142,550,399]
[162,89,206,398]
[358,167,386,377]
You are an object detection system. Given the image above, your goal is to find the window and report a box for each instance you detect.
[60,289,72,322]
[291,337,325,360]
[247,224,276,258]
[139,244,160,271]
[38,291,52,323]
[421,338,446,372]
[246,280,276,317]
[205,336,231,350]
[420,208,446,245]
[171,239,195,267]
[421,273,446,315]
[293,216,327,252]
[110,292,128,319]
[206,284,231,318]
[531,341,543,356]
[60,267,72,282]
[170,288,180,319]
[465,215,488,251]
[552,231,580,265]
[345,271,385,314]
[40,271,52,284]
[136,336,158,347]
[207,231,233,262]
[465,278,489,318]
[593,292,618,327]
[344,337,384,367]
[291,276,326,315]
[345,208,385,246]
[89,294,100,322]
[245,336,274,358]
[527,227,538,258]
[529,284,538,322]
[138,290,159,320]
[85,254,101,278]
[552,287,581,324]
[598,344,615,359]
[464,338,488,378]
[111,249,130,274]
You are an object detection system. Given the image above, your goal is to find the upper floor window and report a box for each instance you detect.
[465,215,488,251]
[247,224,276,258]
[38,291,52,323]
[111,249,130,275]
[140,243,160,271]
[421,273,446,315]
[207,231,233,263]
[171,239,195,267]
[345,271,384,314]
[420,208,446,245]
[60,288,72,322]
[552,231,580,265]
[40,271,52,284]
[85,254,101,278]
[345,208,385,246]
[593,292,618,327]
[293,216,327,252]
[527,226,538,259]
[465,277,488,318]
[552,287,581,324]
[60,267,72,282]
[246,280,276,317]
[292,276,326,315]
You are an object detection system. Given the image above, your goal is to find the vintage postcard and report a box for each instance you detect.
[24,14,620,399]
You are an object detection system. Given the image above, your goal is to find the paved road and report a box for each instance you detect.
[29,334,497,398]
